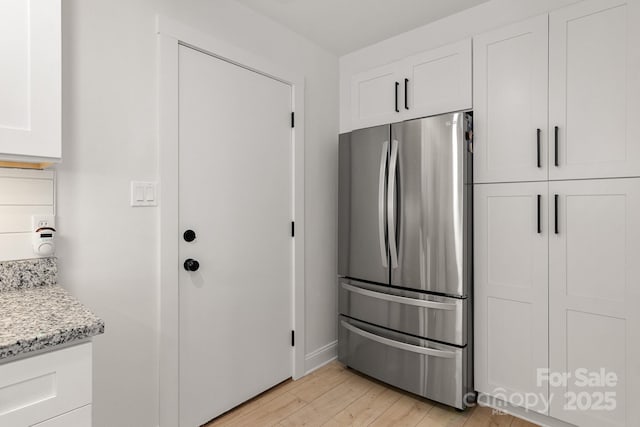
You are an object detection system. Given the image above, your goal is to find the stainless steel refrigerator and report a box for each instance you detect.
[338,112,473,409]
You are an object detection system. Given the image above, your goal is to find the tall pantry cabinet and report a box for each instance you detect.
[473,0,640,426]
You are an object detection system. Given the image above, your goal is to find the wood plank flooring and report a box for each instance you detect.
[205,361,540,427]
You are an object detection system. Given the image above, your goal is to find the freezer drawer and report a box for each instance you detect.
[339,278,467,346]
[338,316,471,409]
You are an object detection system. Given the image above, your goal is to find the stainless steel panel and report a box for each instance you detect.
[338,126,391,284]
[338,316,472,409]
[390,113,472,296]
[339,278,467,346]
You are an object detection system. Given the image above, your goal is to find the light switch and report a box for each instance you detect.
[145,185,155,202]
[131,181,158,207]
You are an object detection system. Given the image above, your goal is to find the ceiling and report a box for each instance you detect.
[236,0,489,55]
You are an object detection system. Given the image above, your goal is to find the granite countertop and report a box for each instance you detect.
[0,258,104,360]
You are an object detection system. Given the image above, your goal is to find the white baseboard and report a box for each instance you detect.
[304,340,337,375]
[477,393,577,427]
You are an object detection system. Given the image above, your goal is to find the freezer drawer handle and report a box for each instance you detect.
[341,282,457,311]
[341,320,456,359]
[378,141,389,268]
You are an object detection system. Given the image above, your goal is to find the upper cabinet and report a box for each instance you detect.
[350,62,402,131]
[350,39,472,130]
[0,0,61,162]
[473,15,549,183]
[549,0,639,180]
[474,0,640,183]
[404,39,472,122]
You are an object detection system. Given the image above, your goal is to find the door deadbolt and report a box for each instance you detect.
[183,229,196,242]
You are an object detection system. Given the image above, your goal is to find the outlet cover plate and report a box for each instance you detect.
[32,215,55,231]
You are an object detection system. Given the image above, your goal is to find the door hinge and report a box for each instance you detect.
[291,112,295,128]
[291,221,295,237]
[465,130,473,153]
[291,330,295,346]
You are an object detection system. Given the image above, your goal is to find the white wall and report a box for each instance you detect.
[0,169,55,261]
[57,0,338,426]
[339,0,582,132]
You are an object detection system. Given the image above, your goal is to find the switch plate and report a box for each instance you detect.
[131,181,158,207]
[32,215,55,231]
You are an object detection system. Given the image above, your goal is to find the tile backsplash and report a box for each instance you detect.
[0,168,55,261]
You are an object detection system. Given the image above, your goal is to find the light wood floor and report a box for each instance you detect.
[205,361,540,427]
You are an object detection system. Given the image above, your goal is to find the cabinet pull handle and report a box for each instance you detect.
[395,82,400,113]
[537,128,541,168]
[554,194,559,234]
[554,126,559,167]
[537,194,542,234]
[404,78,409,110]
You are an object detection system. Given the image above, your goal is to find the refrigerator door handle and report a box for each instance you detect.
[378,141,389,268]
[341,320,457,359]
[341,282,457,310]
[388,139,399,268]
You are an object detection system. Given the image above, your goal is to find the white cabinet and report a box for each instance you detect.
[475,179,640,423]
[350,39,471,130]
[474,0,640,425]
[0,0,61,162]
[549,179,640,427]
[549,0,640,180]
[473,15,549,183]
[0,343,92,427]
[33,406,92,427]
[350,62,403,130]
[474,0,640,183]
[403,39,472,122]
[474,182,549,414]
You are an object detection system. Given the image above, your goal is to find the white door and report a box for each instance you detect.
[473,15,549,183]
[404,39,472,121]
[549,0,640,180]
[350,62,403,130]
[474,182,549,414]
[549,178,640,426]
[178,45,293,426]
[0,0,61,160]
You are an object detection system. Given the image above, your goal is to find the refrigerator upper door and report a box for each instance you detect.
[390,113,471,296]
[338,125,390,284]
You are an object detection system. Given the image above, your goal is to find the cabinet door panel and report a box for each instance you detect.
[350,63,402,130]
[549,178,640,426]
[474,182,549,414]
[549,0,640,180]
[473,15,548,183]
[0,0,61,160]
[405,39,471,120]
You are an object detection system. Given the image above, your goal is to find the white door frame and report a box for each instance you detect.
[156,16,306,427]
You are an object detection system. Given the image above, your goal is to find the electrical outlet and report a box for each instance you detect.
[32,215,55,231]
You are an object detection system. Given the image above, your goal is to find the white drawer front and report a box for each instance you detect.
[32,405,91,427]
[0,343,92,426]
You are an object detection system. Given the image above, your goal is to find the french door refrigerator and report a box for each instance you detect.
[338,112,473,409]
